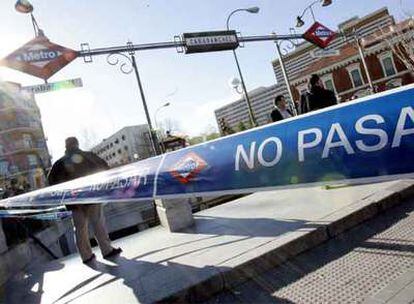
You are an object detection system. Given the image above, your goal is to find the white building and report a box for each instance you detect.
[272,7,395,98]
[91,125,153,167]
[214,84,289,132]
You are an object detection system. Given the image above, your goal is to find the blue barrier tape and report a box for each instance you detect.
[1,84,413,208]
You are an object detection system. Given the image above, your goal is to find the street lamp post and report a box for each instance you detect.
[226,7,259,127]
[296,0,333,28]
[129,51,160,156]
[154,102,170,130]
[273,0,333,115]
[15,0,43,37]
[154,102,170,153]
[15,1,160,157]
[273,34,298,116]
[354,32,375,93]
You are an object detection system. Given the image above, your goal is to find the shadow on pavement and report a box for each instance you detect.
[57,255,229,304]
[183,215,324,238]
[3,259,64,304]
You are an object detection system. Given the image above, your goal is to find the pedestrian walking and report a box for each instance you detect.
[270,95,293,122]
[300,74,337,114]
[48,137,122,264]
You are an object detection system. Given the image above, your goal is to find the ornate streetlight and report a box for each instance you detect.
[15,0,44,37]
[226,7,259,127]
[296,0,333,28]
[154,102,170,153]
[106,41,160,156]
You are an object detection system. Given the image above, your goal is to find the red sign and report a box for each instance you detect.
[170,152,208,184]
[303,22,336,49]
[0,35,78,80]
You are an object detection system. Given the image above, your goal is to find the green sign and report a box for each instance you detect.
[22,78,83,94]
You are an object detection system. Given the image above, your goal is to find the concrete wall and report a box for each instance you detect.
[0,219,75,286]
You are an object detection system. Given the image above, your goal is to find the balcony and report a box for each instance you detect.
[0,121,42,134]
[0,141,47,157]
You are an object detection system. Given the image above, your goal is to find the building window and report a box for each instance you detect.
[347,64,364,88]
[27,155,38,168]
[9,165,18,174]
[115,139,119,144]
[322,74,337,94]
[22,134,33,148]
[124,146,128,151]
[0,161,9,175]
[378,52,397,77]
[117,149,121,154]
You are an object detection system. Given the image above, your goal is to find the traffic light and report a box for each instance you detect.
[218,118,234,135]
[218,118,227,134]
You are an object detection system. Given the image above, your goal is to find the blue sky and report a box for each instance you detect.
[0,0,412,159]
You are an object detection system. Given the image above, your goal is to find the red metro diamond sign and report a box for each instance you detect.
[0,35,78,80]
[303,22,336,49]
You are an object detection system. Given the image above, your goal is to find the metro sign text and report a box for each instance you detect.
[15,50,63,63]
[303,22,336,49]
[186,35,238,46]
[0,35,78,80]
[183,30,239,54]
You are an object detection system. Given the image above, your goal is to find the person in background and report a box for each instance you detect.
[300,74,337,114]
[3,179,24,198]
[48,137,122,264]
[270,95,293,122]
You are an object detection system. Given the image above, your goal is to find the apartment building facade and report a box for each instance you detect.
[273,8,413,102]
[214,8,413,133]
[0,82,51,190]
[214,84,289,133]
[91,125,153,167]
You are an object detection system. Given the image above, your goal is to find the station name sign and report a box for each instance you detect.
[22,78,83,94]
[311,49,341,58]
[182,30,239,54]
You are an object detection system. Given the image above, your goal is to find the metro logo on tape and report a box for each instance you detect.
[170,152,208,184]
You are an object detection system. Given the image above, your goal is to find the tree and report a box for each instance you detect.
[380,19,414,71]
[205,132,220,141]
[363,12,414,72]
[187,136,204,145]
[237,121,247,132]
[158,118,181,134]
[187,124,220,145]
[79,128,99,150]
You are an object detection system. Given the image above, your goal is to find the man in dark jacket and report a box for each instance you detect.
[300,74,337,114]
[270,95,293,122]
[48,137,121,263]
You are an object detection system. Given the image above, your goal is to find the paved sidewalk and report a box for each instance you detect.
[207,193,414,304]
[364,266,414,304]
[2,180,413,303]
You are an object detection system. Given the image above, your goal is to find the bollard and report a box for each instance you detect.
[155,198,194,232]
